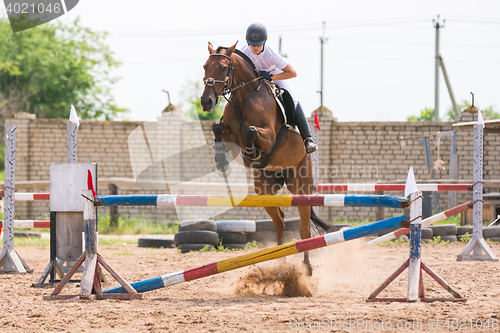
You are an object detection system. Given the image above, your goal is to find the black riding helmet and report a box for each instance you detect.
[246,23,267,46]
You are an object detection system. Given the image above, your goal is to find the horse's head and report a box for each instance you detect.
[200,42,237,112]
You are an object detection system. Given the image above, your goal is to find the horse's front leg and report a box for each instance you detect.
[212,121,231,176]
[243,126,261,160]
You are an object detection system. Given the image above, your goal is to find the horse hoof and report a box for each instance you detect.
[217,164,232,177]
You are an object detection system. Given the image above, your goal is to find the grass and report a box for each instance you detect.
[97,214,178,235]
[14,236,50,247]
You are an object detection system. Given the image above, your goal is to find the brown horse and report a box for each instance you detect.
[200,42,332,275]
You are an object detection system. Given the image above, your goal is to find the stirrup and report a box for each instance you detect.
[304,138,317,154]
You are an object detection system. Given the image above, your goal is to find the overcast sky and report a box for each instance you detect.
[4,1,500,122]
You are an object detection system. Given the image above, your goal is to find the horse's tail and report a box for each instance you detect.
[309,209,335,236]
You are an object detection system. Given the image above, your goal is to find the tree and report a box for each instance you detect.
[445,100,499,121]
[182,81,224,121]
[0,16,126,124]
[407,107,435,121]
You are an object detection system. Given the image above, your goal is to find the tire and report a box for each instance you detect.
[255,218,303,232]
[457,226,473,236]
[221,243,247,250]
[174,230,219,247]
[483,226,500,239]
[255,219,277,232]
[284,231,301,242]
[486,237,500,243]
[216,220,256,233]
[429,224,457,237]
[218,232,247,244]
[177,244,215,253]
[138,237,174,248]
[421,227,433,239]
[247,231,277,243]
[179,219,217,232]
[439,235,457,243]
[284,218,301,232]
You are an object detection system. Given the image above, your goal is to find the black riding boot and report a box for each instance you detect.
[294,102,318,154]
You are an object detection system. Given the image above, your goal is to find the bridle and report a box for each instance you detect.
[203,52,263,112]
[203,53,234,106]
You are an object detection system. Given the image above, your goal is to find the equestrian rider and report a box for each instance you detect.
[240,23,318,154]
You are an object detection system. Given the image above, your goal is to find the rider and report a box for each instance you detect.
[240,23,318,154]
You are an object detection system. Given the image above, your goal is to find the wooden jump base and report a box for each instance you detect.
[316,183,472,192]
[45,190,141,300]
[104,215,407,294]
[95,194,409,209]
[367,191,465,303]
[362,201,473,248]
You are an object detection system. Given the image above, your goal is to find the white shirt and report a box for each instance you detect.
[239,44,288,75]
[239,44,297,106]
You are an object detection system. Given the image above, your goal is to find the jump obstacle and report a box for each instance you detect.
[104,215,407,294]
[100,172,465,302]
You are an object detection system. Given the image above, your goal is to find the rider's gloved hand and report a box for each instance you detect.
[258,70,273,81]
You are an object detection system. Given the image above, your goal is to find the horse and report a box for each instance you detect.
[200,42,332,275]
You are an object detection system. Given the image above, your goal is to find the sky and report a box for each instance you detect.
[3,0,500,122]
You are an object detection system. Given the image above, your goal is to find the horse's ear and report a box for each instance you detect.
[226,41,238,57]
[208,42,215,54]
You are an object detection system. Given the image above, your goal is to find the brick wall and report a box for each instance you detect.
[6,108,499,223]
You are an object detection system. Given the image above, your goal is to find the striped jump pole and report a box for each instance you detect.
[95,194,408,209]
[0,220,50,236]
[104,215,408,294]
[0,191,50,201]
[362,201,473,248]
[316,184,471,193]
[0,220,50,229]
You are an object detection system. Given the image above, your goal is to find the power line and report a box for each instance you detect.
[107,17,430,39]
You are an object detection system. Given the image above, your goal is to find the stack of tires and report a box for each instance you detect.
[174,220,219,253]
[428,224,457,242]
[421,224,500,243]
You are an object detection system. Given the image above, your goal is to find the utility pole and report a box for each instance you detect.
[317,21,328,107]
[433,15,445,121]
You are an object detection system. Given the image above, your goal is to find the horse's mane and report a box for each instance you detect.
[215,46,256,73]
